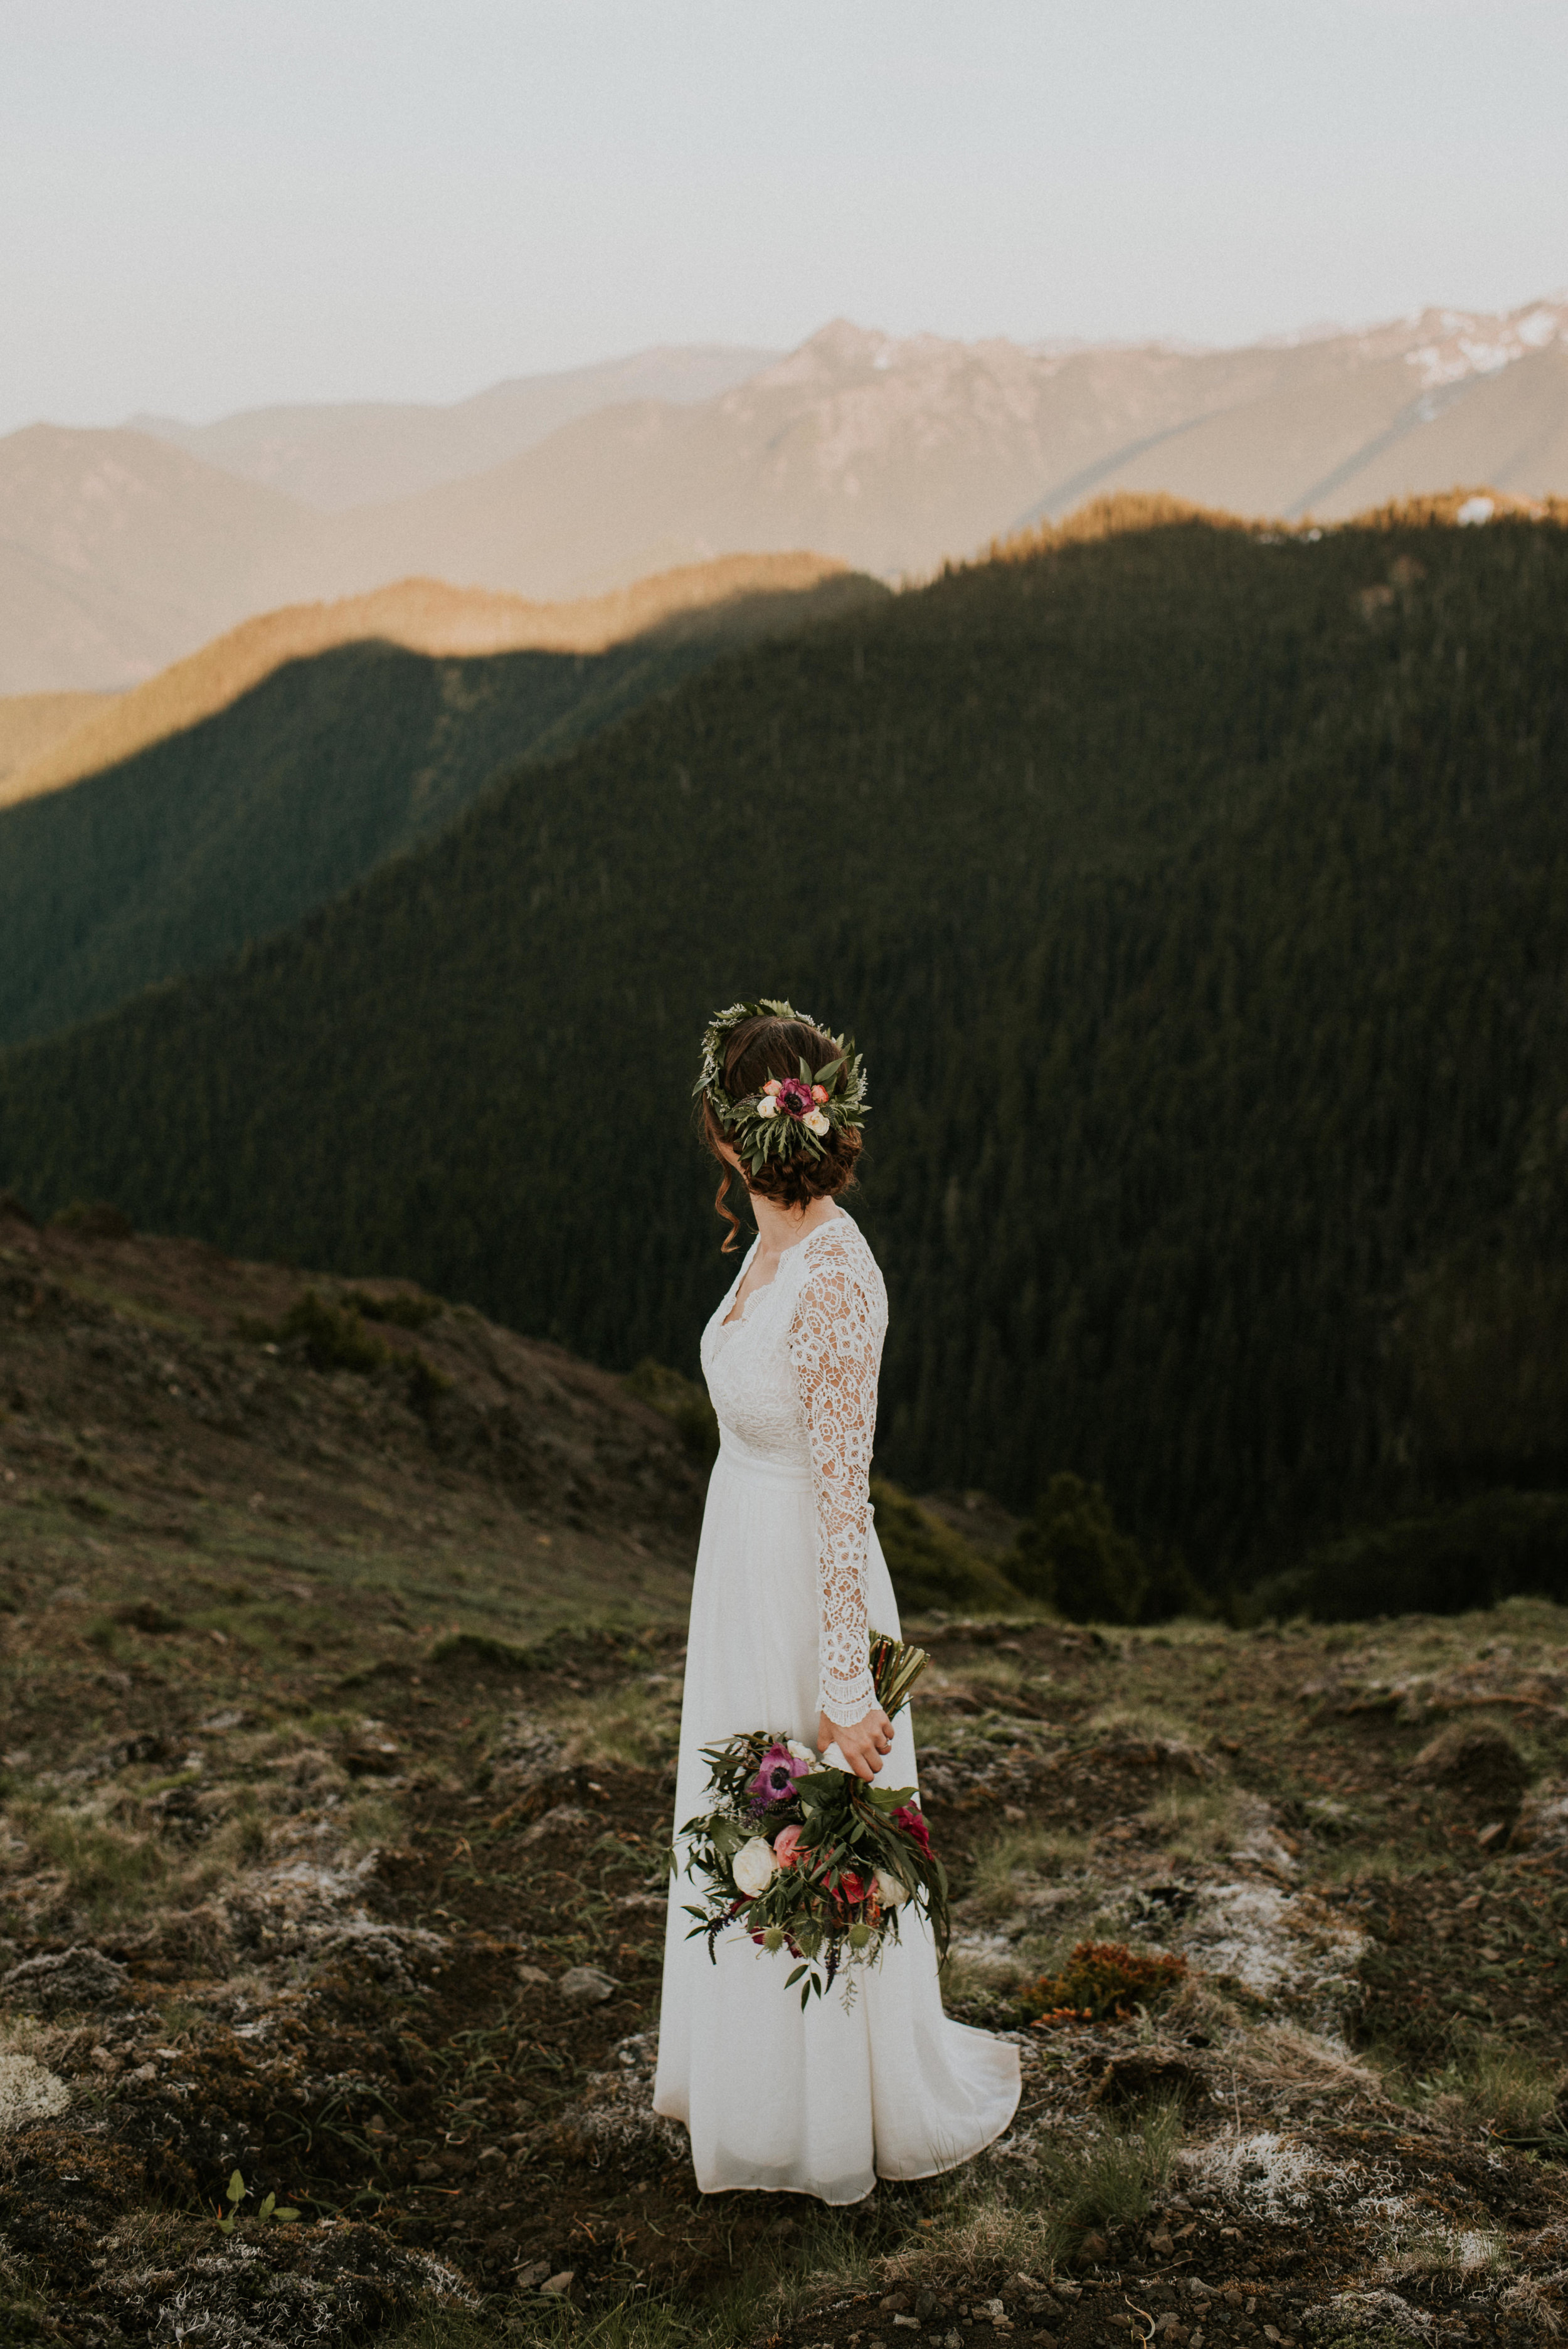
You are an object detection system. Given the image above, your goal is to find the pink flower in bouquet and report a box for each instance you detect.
[750,1742,810,1808]
[772,1823,803,1869]
[775,1078,815,1118]
[893,1804,933,1857]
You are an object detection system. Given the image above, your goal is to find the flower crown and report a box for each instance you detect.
[694,998,869,1178]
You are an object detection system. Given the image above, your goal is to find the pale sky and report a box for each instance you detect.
[4,0,1565,435]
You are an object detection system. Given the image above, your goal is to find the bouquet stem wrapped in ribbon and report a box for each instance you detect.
[677,1632,949,2008]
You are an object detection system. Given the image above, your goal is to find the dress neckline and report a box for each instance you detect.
[717,1210,854,1330]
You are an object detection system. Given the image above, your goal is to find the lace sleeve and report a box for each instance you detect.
[788,1231,885,1727]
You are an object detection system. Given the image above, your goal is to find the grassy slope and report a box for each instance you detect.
[0,566,883,1049]
[4,1441,1567,2343]
[0,505,1565,1577]
[0,687,117,788]
[0,1207,706,1660]
[0,555,866,812]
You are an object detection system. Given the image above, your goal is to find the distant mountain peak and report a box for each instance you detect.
[9,300,1568,691]
[1400,295,1568,390]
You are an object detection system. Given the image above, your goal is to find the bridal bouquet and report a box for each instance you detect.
[677,1633,950,2007]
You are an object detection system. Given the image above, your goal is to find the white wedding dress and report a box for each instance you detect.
[652,1207,1020,2203]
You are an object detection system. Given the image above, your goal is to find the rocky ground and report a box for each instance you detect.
[3,1209,1567,2349]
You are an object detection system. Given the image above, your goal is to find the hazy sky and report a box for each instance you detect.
[4,0,1565,433]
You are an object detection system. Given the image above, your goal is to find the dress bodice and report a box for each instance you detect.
[699,1211,889,1724]
[700,1214,883,1466]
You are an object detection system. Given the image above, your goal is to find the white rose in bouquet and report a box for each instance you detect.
[874,1867,911,1909]
[733,1836,778,1896]
[785,1739,815,1764]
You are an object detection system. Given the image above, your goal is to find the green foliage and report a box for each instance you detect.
[215,2169,299,2232]
[427,1630,538,1672]
[277,1290,391,1374]
[1011,1473,1147,1622]
[341,1286,444,1329]
[1394,1099,1568,1494]
[868,1478,1021,1615]
[4,510,1567,1588]
[623,1357,719,1467]
[49,1199,132,1238]
[1030,2097,1186,2251]
[403,1352,452,1414]
[238,1290,450,1414]
[1248,1488,1568,1621]
[0,597,876,1053]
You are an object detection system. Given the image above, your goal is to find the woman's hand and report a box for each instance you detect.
[818,1705,894,1782]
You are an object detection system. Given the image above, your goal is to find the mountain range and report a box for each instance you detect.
[6,299,1567,692]
[0,556,879,1046]
[131,342,778,509]
[3,492,1563,1596]
[0,552,870,812]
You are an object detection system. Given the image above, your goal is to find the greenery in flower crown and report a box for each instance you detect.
[693,997,869,1179]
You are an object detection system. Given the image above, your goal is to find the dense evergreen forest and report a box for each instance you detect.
[2,501,1564,1601]
[0,570,881,1049]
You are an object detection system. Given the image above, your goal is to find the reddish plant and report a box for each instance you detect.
[1017,1940,1186,2028]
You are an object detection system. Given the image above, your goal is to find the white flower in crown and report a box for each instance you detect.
[733,1836,777,1896]
[755,1096,780,1118]
[803,1109,830,1137]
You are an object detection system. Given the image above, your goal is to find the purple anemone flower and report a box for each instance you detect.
[775,1078,814,1118]
[748,1741,809,1808]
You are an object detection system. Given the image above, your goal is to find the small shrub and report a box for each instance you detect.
[429,1630,537,1672]
[1024,2097,1186,2255]
[1146,1779,1246,1864]
[968,1824,1089,1922]
[277,1290,390,1374]
[342,1286,445,1330]
[1417,2040,1567,2137]
[1019,1939,1187,2027]
[404,1351,452,1415]
[115,1598,184,1635]
[17,1803,167,1924]
[623,1357,719,1466]
[868,1478,1023,1615]
[1247,1489,1568,1621]
[215,2168,299,2232]
[1009,1473,1147,1623]
[50,1199,133,1239]
[238,1288,447,1411]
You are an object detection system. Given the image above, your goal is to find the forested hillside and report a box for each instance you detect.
[0,566,881,1047]
[2,497,1564,1593]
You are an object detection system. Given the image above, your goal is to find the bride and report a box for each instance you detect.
[652,999,1020,2203]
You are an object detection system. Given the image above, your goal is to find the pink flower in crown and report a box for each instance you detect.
[775,1078,815,1118]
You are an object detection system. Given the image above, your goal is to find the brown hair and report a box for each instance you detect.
[700,1011,863,1251]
